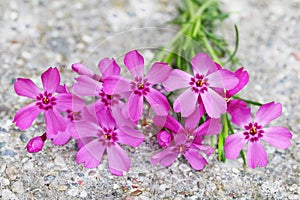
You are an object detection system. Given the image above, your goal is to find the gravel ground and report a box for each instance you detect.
[0,0,299,199]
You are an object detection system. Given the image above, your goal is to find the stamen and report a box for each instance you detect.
[104,133,111,140]
[43,98,49,104]
[138,83,144,89]
[196,80,205,87]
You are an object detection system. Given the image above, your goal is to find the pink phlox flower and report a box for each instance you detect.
[13,67,83,135]
[76,103,145,176]
[225,67,250,122]
[25,133,47,153]
[103,50,172,121]
[163,53,239,118]
[48,84,86,146]
[151,111,221,170]
[225,102,292,168]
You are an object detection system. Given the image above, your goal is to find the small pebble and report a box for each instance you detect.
[44,175,56,182]
[1,149,17,157]
[20,133,28,142]
[130,189,143,196]
[77,172,84,177]
[0,142,6,148]
[80,190,88,198]
[58,184,68,191]
[11,180,24,194]
[0,177,10,186]
[1,189,19,200]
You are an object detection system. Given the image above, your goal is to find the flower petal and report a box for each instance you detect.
[128,93,143,121]
[55,93,85,112]
[230,107,252,128]
[200,88,227,118]
[174,89,198,117]
[76,139,105,168]
[184,106,201,130]
[195,118,222,136]
[261,127,292,149]
[14,78,41,99]
[13,102,41,130]
[163,69,191,92]
[50,128,72,146]
[145,88,170,116]
[72,63,95,78]
[73,75,103,97]
[246,141,268,168]
[107,143,130,173]
[184,148,208,170]
[254,102,282,126]
[124,50,144,78]
[191,53,218,76]
[146,62,172,84]
[150,146,179,167]
[96,107,116,130]
[98,58,121,78]
[102,76,132,95]
[116,126,145,147]
[206,69,238,90]
[75,120,100,139]
[44,109,67,135]
[226,67,249,97]
[225,132,246,160]
[41,67,60,93]
[227,99,247,116]
[153,115,183,133]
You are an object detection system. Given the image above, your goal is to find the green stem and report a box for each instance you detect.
[232,96,262,106]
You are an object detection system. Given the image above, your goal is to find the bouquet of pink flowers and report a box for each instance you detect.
[13,50,292,176]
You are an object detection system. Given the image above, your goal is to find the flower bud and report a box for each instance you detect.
[25,133,46,153]
[157,131,172,147]
[71,63,95,78]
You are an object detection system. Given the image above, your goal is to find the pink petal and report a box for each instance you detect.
[227,99,247,116]
[163,69,191,92]
[75,120,99,138]
[107,143,130,172]
[14,78,41,99]
[116,127,145,147]
[76,139,105,168]
[200,88,227,118]
[98,58,120,78]
[128,93,143,121]
[111,103,135,127]
[56,84,70,94]
[41,67,60,93]
[109,168,124,176]
[51,129,72,146]
[184,148,208,170]
[261,127,292,149]
[26,136,45,153]
[191,53,218,76]
[73,75,103,97]
[174,89,198,117]
[206,69,238,90]
[225,132,246,160]
[157,130,173,147]
[230,107,252,128]
[96,107,116,130]
[226,67,249,97]
[44,109,67,135]
[150,146,179,167]
[153,115,183,133]
[146,62,172,84]
[145,88,170,116]
[55,93,85,112]
[124,50,144,78]
[13,102,41,130]
[246,141,268,168]
[102,76,131,95]
[254,102,282,126]
[195,118,222,136]
[184,106,201,130]
[72,63,95,78]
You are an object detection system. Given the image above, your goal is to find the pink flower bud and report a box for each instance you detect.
[157,131,172,147]
[71,63,95,78]
[26,133,46,153]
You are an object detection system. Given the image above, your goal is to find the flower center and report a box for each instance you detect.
[98,127,118,145]
[243,122,264,142]
[189,74,208,93]
[36,92,57,110]
[99,90,120,107]
[131,77,150,96]
[66,110,82,121]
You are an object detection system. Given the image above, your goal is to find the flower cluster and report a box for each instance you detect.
[13,50,292,175]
